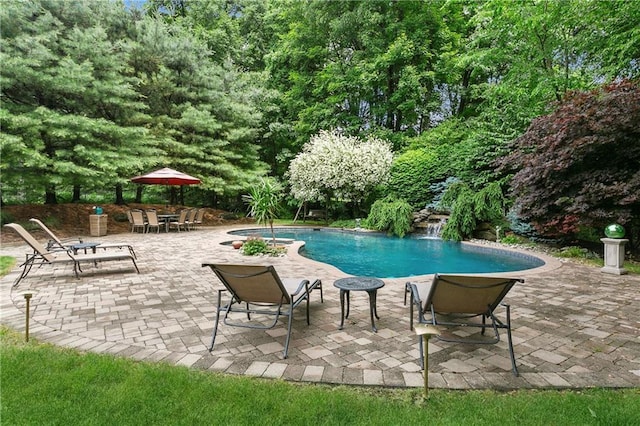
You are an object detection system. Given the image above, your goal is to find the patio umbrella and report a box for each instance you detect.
[130,167,201,185]
[131,167,201,205]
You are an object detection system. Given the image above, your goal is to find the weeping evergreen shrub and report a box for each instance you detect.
[365,196,413,237]
[440,181,508,241]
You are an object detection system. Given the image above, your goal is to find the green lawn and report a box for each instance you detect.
[1,327,638,425]
[0,251,637,425]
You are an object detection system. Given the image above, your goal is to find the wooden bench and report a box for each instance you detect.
[304,209,326,221]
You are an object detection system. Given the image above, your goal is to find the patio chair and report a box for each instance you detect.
[126,209,134,232]
[185,208,198,231]
[4,223,139,287]
[130,209,147,233]
[202,263,323,359]
[192,208,205,229]
[145,210,161,233]
[406,274,523,376]
[168,209,188,232]
[29,218,137,259]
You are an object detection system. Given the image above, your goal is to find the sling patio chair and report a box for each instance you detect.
[144,210,161,234]
[4,223,139,287]
[168,209,189,232]
[406,274,523,376]
[202,263,323,359]
[130,209,148,233]
[185,208,198,231]
[29,218,137,258]
[126,209,135,232]
[192,208,205,230]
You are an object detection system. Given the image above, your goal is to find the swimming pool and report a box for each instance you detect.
[229,228,545,278]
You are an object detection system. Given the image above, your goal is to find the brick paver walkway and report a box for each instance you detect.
[2,225,639,389]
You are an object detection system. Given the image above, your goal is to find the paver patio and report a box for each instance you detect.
[2,225,639,389]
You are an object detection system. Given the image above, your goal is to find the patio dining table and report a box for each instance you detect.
[158,214,179,232]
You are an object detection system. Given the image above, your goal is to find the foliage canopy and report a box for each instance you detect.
[500,80,640,246]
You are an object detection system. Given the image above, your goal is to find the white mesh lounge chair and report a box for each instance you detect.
[29,218,137,258]
[406,274,523,376]
[202,263,323,359]
[4,223,139,287]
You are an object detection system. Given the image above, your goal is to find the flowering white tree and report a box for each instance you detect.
[287,130,393,207]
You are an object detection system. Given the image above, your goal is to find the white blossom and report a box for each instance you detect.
[287,130,393,203]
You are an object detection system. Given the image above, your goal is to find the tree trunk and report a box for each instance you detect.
[324,193,330,225]
[115,183,125,205]
[45,185,57,205]
[135,185,143,203]
[457,68,472,116]
[169,187,177,205]
[71,185,81,202]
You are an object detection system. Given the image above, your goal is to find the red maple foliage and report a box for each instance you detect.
[499,79,640,249]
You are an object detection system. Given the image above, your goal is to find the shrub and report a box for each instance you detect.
[240,238,269,256]
[556,246,596,259]
[500,234,527,245]
[0,211,15,226]
[240,237,286,256]
[425,177,458,212]
[329,219,358,229]
[365,196,412,237]
[113,213,129,223]
[440,181,508,241]
[388,149,444,208]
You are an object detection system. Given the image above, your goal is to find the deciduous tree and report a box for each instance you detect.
[500,80,640,247]
[287,130,393,213]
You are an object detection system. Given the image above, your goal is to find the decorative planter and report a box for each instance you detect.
[231,240,244,249]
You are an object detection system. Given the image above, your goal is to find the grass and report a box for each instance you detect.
[0,256,16,276]
[0,254,638,424]
[1,326,639,425]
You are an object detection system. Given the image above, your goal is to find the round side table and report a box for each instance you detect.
[333,277,385,332]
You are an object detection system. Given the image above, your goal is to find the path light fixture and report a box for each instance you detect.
[23,292,32,342]
[414,324,440,399]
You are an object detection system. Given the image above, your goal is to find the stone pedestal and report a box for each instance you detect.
[600,238,628,275]
[89,214,108,237]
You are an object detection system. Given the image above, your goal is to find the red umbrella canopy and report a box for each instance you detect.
[131,168,201,185]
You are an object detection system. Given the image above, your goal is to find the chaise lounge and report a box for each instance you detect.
[4,223,139,287]
[29,218,137,258]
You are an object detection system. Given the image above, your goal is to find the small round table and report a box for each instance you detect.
[333,277,385,332]
[71,242,99,255]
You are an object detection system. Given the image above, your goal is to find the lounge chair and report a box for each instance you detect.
[202,263,323,359]
[4,223,139,287]
[29,218,137,258]
[406,274,523,376]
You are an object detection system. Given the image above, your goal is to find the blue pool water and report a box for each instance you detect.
[229,228,544,278]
